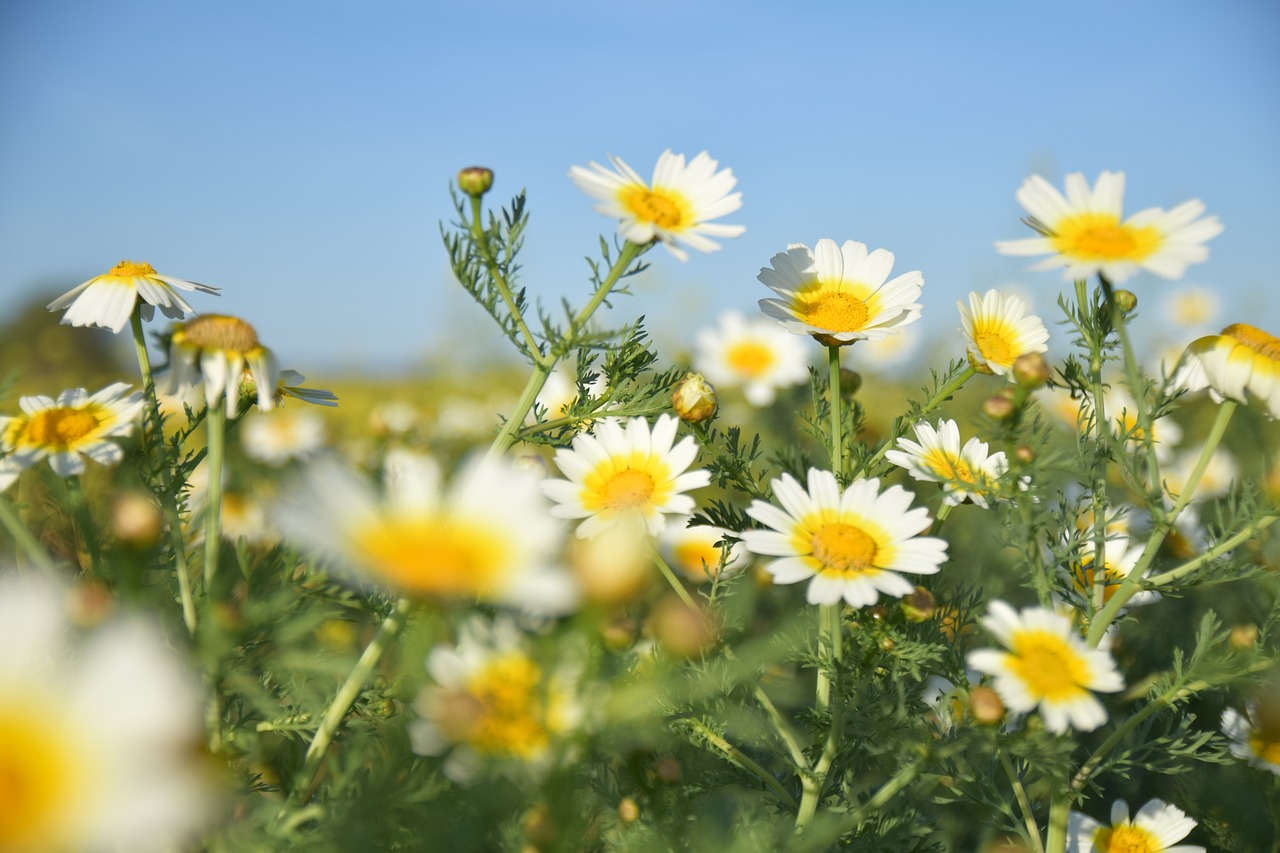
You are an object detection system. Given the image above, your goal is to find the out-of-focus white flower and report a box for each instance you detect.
[533,366,609,423]
[1067,799,1203,853]
[1067,534,1159,610]
[47,260,219,334]
[0,383,143,481]
[958,289,1050,379]
[693,311,810,406]
[1176,323,1280,419]
[368,401,420,437]
[569,149,744,262]
[846,324,921,373]
[241,407,326,465]
[1222,703,1280,775]
[219,491,273,545]
[0,573,212,851]
[659,516,750,582]
[1164,285,1220,330]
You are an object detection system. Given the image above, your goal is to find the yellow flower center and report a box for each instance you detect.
[1070,558,1122,603]
[798,289,870,333]
[725,341,777,378]
[601,469,656,510]
[1050,213,1160,262]
[24,408,100,446]
[465,654,549,757]
[178,314,261,353]
[108,259,157,278]
[1093,824,1160,853]
[619,186,691,230]
[1007,628,1092,701]
[0,704,78,849]
[1250,733,1280,767]
[674,539,723,579]
[974,330,1018,368]
[350,515,511,598]
[922,448,976,485]
[1224,323,1280,361]
[810,522,878,575]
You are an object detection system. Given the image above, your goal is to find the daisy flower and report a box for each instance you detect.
[967,600,1123,733]
[1222,703,1280,775]
[693,311,810,406]
[541,415,710,540]
[1067,799,1203,853]
[569,149,744,261]
[758,239,923,346]
[274,452,578,615]
[1176,323,1280,418]
[995,171,1223,283]
[958,289,1050,378]
[659,516,751,582]
[1068,535,1159,610]
[884,419,1011,508]
[740,469,948,607]
[0,573,212,852]
[410,616,584,783]
[1164,285,1220,330]
[166,314,277,417]
[241,407,326,465]
[0,382,143,477]
[46,260,219,334]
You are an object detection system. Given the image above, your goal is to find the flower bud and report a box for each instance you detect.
[111,491,163,546]
[901,586,937,622]
[968,686,1005,725]
[617,798,641,824]
[1112,289,1138,314]
[1230,623,1260,650]
[1014,445,1036,465]
[671,373,717,423]
[655,757,683,785]
[457,166,494,198]
[523,805,556,846]
[648,595,718,659]
[1012,352,1050,389]
[570,524,651,605]
[982,394,1016,420]
[967,350,996,375]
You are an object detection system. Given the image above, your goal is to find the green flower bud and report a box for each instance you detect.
[672,373,717,423]
[1112,289,1138,314]
[1012,352,1050,389]
[457,166,494,198]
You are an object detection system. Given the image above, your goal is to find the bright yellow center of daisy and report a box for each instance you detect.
[0,704,77,848]
[464,654,549,757]
[973,327,1018,368]
[178,314,261,353]
[108,259,157,278]
[1093,824,1160,853]
[1006,629,1091,701]
[797,286,871,333]
[923,449,976,485]
[1224,323,1280,361]
[350,515,511,597]
[619,186,692,230]
[810,523,878,574]
[726,341,776,378]
[1250,733,1280,766]
[600,469,656,510]
[1050,213,1160,262]
[674,540,722,579]
[24,407,100,446]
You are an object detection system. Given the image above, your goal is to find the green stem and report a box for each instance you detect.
[722,645,809,770]
[684,718,798,808]
[202,404,226,591]
[652,543,698,609]
[856,365,976,478]
[795,603,845,833]
[488,363,553,460]
[1101,277,1164,505]
[0,495,56,573]
[1044,790,1070,853]
[1000,748,1045,853]
[828,346,844,479]
[298,596,413,803]
[469,194,545,363]
[929,502,954,536]
[1145,513,1277,589]
[64,475,101,574]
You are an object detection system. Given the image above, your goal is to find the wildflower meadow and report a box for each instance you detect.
[3,152,1280,853]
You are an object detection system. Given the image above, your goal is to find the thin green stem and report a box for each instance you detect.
[722,645,809,770]
[828,346,844,479]
[469,194,545,363]
[298,596,413,803]
[999,748,1045,853]
[488,363,553,460]
[1146,514,1277,588]
[684,718,798,808]
[1101,277,1164,505]
[929,502,954,536]
[0,495,56,573]
[796,604,845,833]
[856,365,976,478]
[652,543,698,609]
[202,404,226,591]
[64,475,101,574]
[1044,791,1070,853]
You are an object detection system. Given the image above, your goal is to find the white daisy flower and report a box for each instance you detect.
[569,149,745,262]
[967,600,1123,733]
[1222,703,1280,775]
[219,491,273,545]
[884,419,1011,508]
[847,324,921,373]
[1175,323,1280,418]
[958,289,1050,378]
[1068,534,1159,610]
[1164,285,1220,330]
[1067,799,1203,853]
[693,311,811,406]
[996,171,1223,283]
[241,407,326,465]
[740,469,948,607]
[274,452,578,615]
[368,401,421,437]
[541,414,710,540]
[659,516,751,582]
[1163,447,1237,504]
[166,314,277,417]
[409,615,584,784]
[0,382,143,478]
[0,573,212,851]
[758,239,923,346]
[47,260,219,334]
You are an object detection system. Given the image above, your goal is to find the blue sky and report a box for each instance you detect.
[2,0,1277,373]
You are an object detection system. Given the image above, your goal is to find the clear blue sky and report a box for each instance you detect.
[2,0,1277,373]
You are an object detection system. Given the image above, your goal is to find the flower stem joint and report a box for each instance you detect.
[457,166,494,198]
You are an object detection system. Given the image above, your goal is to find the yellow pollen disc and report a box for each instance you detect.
[600,469,656,510]
[974,328,1018,368]
[1050,213,1160,262]
[1251,734,1280,766]
[1007,629,1092,702]
[619,185,691,230]
[922,449,975,485]
[25,407,100,446]
[1224,323,1280,361]
[178,314,261,353]
[725,341,776,378]
[108,259,157,278]
[0,705,77,848]
[810,522,878,575]
[351,516,510,597]
[798,289,870,333]
[465,655,549,757]
[1093,824,1160,853]
[674,540,722,579]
